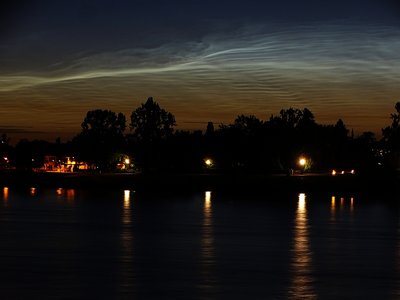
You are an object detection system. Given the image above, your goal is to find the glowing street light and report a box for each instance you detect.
[125,158,130,165]
[204,158,213,167]
[299,157,306,167]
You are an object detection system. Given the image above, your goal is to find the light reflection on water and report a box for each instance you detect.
[66,189,75,202]
[397,211,400,299]
[331,195,355,217]
[350,197,354,213]
[53,188,76,203]
[56,187,64,196]
[288,193,316,299]
[3,187,9,206]
[121,189,134,260]
[123,190,131,223]
[0,187,399,299]
[201,191,216,290]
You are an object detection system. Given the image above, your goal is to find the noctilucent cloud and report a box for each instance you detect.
[1,0,399,140]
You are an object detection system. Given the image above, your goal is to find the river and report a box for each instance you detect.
[0,186,399,299]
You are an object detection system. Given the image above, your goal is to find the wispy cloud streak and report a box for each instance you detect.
[1,23,399,92]
[0,23,399,137]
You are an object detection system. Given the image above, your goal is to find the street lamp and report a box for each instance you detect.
[204,158,214,168]
[298,156,309,174]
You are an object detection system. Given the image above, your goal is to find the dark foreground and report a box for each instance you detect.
[0,170,399,195]
[1,187,400,299]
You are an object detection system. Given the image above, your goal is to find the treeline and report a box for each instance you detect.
[2,97,400,173]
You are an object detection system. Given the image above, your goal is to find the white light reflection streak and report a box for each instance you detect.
[123,190,132,226]
[202,191,214,257]
[121,190,134,253]
[120,190,134,286]
[201,191,216,290]
[332,196,355,217]
[350,197,354,213]
[288,193,316,299]
[331,196,336,222]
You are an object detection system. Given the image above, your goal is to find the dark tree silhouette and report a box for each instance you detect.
[265,108,320,170]
[381,102,400,171]
[334,119,349,141]
[73,109,127,170]
[1,134,10,145]
[166,130,204,172]
[269,107,315,129]
[278,107,302,128]
[13,139,53,170]
[382,102,400,151]
[216,115,265,171]
[346,131,378,173]
[81,109,126,135]
[232,115,263,134]
[205,122,214,136]
[0,134,12,168]
[129,97,176,171]
[130,97,176,143]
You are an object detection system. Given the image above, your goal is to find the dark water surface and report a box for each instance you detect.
[1,186,400,299]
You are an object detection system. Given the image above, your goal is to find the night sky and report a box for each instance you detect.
[1,0,399,141]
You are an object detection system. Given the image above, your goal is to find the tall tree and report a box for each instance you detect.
[130,97,176,142]
[266,108,317,170]
[73,109,126,170]
[232,115,263,134]
[382,101,400,150]
[81,109,126,136]
[129,97,176,170]
[205,122,215,137]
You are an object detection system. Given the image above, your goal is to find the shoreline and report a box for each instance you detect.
[0,170,398,195]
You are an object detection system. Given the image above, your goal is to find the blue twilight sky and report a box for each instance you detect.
[0,0,399,141]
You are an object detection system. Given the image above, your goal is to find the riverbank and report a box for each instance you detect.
[0,170,398,195]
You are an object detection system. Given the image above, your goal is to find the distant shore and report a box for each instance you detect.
[0,170,398,195]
